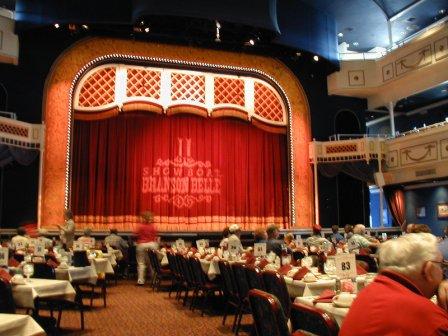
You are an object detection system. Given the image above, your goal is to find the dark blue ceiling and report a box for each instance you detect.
[301,0,448,52]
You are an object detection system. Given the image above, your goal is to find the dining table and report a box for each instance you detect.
[12,278,76,309]
[294,296,350,327]
[0,314,45,336]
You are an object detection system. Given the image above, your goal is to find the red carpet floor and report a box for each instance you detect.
[22,280,252,336]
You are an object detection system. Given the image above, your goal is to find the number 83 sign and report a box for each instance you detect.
[334,254,357,279]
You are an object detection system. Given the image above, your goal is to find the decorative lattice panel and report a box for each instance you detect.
[214,77,245,106]
[78,68,116,107]
[254,82,284,122]
[325,144,358,154]
[0,122,29,137]
[126,68,161,99]
[171,73,206,103]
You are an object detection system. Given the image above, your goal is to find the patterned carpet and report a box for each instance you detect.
[22,280,252,336]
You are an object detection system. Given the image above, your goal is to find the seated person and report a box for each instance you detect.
[266,224,283,256]
[344,224,354,240]
[340,233,448,335]
[305,225,331,250]
[219,227,230,249]
[283,233,298,249]
[347,224,379,252]
[253,227,267,244]
[227,224,244,254]
[77,228,95,248]
[37,229,53,249]
[11,226,29,251]
[104,228,129,253]
[330,224,344,244]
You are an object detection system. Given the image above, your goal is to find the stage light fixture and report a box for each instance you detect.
[54,23,60,29]
[337,32,343,37]
[215,20,221,42]
[81,24,89,30]
[144,27,150,33]
[313,55,319,62]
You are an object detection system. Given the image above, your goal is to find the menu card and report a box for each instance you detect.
[175,239,186,250]
[228,240,240,256]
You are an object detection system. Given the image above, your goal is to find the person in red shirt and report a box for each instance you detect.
[340,233,448,336]
[135,211,159,285]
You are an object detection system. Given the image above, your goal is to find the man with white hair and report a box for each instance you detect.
[347,224,379,251]
[340,233,448,335]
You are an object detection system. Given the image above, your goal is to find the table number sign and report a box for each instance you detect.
[347,239,359,253]
[334,253,357,279]
[73,241,84,251]
[15,240,26,250]
[175,239,185,250]
[228,240,240,256]
[381,232,387,241]
[295,235,303,247]
[254,243,267,257]
[34,241,45,257]
[0,247,8,266]
[196,239,206,252]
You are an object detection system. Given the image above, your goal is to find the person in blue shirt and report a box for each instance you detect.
[330,225,344,244]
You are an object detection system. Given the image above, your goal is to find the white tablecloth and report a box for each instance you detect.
[55,265,98,285]
[12,278,76,309]
[102,253,117,267]
[0,314,45,336]
[284,277,336,298]
[90,258,114,274]
[294,296,349,327]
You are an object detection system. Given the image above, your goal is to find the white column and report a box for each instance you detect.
[388,101,396,137]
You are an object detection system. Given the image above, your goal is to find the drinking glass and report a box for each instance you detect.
[23,263,34,282]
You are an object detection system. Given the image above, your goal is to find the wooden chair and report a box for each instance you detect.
[355,254,378,272]
[248,289,304,336]
[262,271,291,318]
[290,302,339,336]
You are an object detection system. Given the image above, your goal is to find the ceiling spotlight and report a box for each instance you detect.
[295,51,302,57]
[81,24,89,30]
[54,23,60,29]
[313,55,319,62]
[144,27,150,33]
[246,39,255,46]
[439,9,446,15]
[442,88,448,93]
[400,31,406,35]
[352,42,359,46]
[337,32,344,38]
[140,20,145,26]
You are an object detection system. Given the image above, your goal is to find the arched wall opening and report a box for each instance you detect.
[40,37,313,231]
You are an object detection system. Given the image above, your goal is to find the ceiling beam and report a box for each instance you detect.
[390,0,427,21]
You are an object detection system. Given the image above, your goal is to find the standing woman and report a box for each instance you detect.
[57,209,76,249]
[135,211,159,285]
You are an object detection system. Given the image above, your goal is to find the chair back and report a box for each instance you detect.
[355,254,378,273]
[246,265,265,291]
[190,257,207,286]
[13,253,25,263]
[232,263,250,300]
[167,252,180,277]
[73,250,90,267]
[291,302,339,336]
[218,260,238,298]
[178,254,194,286]
[148,250,160,273]
[0,279,16,313]
[32,262,56,279]
[262,271,291,318]
[248,289,290,336]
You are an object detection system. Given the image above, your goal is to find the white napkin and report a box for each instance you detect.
[11,274,26,285]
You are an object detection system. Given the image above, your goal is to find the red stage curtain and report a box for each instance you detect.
[72,113,289,231]
[384,187,406,230]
